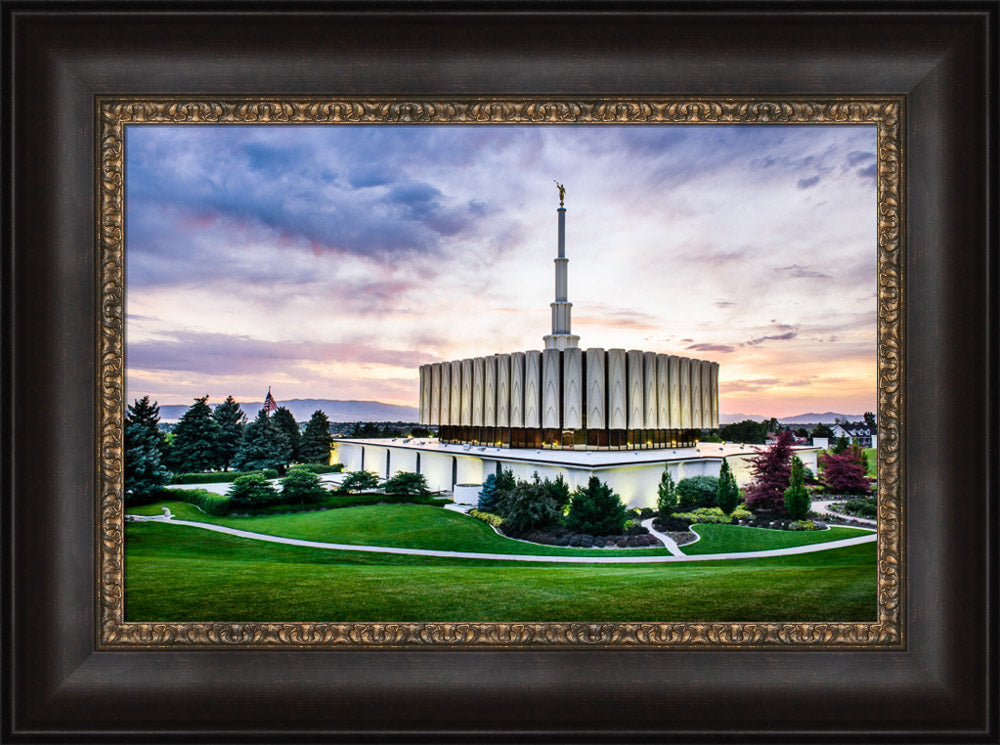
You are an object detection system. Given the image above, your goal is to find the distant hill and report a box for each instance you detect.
[721,411,864,425]
[156,398,419,423]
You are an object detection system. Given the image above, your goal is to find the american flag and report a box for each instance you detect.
[263,387,278,413]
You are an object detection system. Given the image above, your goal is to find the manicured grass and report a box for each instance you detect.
[681,523,874,555]
[124,521,877,622]
[128,501,675,557]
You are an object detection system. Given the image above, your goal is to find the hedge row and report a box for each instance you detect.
[175,488,231,516]
[326,492,450,509]
[170,468,278,484]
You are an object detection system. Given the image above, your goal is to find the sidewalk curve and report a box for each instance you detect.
[131,512,877,564]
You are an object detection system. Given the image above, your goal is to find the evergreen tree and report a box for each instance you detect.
[831,435,850,454]
[232,409,292,473]
[810,423,834,439]
[337,470,381,494]
[656,466,678,518]
[271,406,301,463]
[744,431,795,512]
[383,472,430,497]
[498,474,560,533]
[565,476,628,535]
[167,395,222,473]
[783,455,810,519]
[716,458,740,516]
[477,473,499,513]
[300,409,333,463]
[542,474,571,512]
[228,472,279,507]
[490,469,518,516]
[719,419,769,444]
[124,396,170,503]
[280,468,328,504]
[212,395,246,471]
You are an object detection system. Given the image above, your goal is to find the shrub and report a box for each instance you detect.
[338,470,381,494]
[716,459,740,515]
[280,468,328,504]
[783,456,811,520]
[732,506,752,521]
[490,469,518,515]
[672,507,731,524]
[565,476,627,535]
[227,473,279,506]
[744,431,794,512]
[789,520,817,531]
[325,493,448,509]
[477,473,500,513]
[542,474,571,512]
[498,476,560,533]
[676,475,720,510]
[819,446,871,495]
[171,469,261,485]
[288,463,342,474]
[468,508,504,527]
[656,467,678,518]
[261,468,279,480]
[383,471,430,497]
[839,497,878,519]
[177,488,231,516]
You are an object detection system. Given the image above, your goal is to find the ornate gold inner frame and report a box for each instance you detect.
[98,97,903,648]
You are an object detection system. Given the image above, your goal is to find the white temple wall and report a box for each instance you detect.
[495,353,510,427]
[585,347,606,429]
[607,349,627,429]
[439,362,451,426]
[656,353,670,429]
[643,351,658,429]
[668,355,681,429]
[430,363,441,426]
[472,356,485,427]
[679,357,692,429]
[563,347,583,429]
[484,355,497,427]
[541,348,561,429]
[523,350,542,428]
[509,352,525,428]
[690,358,703,430]
[460,359,473,426]
[626,350,644,429]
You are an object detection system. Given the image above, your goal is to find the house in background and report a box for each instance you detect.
[831,422,877,448]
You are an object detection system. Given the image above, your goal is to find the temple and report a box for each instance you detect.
[417,191,720,450]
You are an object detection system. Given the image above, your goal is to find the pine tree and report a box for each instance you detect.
[271,406,301,463]
[212,395,246,471]
[783,455,810,519]
[124,396,171,503]
[565,476,627,535]
[656,466,678,517]
[716,458,741,516]
[167,395,222,473]
[477,473,499,513]
[744,431,795,512]
[299,410,333,464]
[232,409,292,473]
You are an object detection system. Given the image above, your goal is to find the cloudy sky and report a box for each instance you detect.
[125,123,878,418]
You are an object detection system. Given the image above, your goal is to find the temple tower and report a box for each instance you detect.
[543,183,580,351]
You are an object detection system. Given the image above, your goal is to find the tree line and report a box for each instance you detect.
[124,395,334,502]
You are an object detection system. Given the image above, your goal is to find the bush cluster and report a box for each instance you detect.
[672,507,732,524]
[835,497,877,519]
[676,475,720,510]
[288,463,343,474]
[789,520,817,531]
[508,524,659,549]
[176,488,231,516]
[171,469,272,484]
[468,509,504,527]
[227,473,280,506]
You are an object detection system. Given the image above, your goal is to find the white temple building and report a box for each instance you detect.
[331,190,818,508]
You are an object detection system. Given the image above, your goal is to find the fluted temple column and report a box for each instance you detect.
[563,347,583,429]
[430,363,441,426]
[586,348,606,429]
[607,349,627,430]
[440,362,451,425]
[523,350,542,428]
[626,350,644,430]
[495,353,511,427]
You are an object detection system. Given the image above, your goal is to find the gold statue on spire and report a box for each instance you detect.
[553,180,565,207]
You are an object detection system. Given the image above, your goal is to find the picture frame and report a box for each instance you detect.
[3,2,996,741]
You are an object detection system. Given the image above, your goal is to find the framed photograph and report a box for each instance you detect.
[106,100,897,646]
[4,3,996,741]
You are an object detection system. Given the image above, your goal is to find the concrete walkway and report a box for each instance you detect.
[640,518,687,557]
[812,499,878,527]
[129,509,877,564]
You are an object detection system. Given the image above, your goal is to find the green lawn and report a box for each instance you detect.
[128,501,675,557]
[124,521,877,622]
[681,524,873,555]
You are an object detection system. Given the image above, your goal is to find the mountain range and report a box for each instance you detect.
[156,398,861,426]
[155,398,419,423]
[720,411,866,425]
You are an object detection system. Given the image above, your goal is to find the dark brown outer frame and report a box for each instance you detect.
[2,3,996,742]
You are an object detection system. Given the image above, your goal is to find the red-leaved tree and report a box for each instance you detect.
[744,431,795,512]
[819,445,871,495]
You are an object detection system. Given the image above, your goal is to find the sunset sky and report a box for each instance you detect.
[125,123,878,419]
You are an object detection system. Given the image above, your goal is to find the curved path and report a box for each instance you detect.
[129,509,876,564]
[812,499,878,527]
